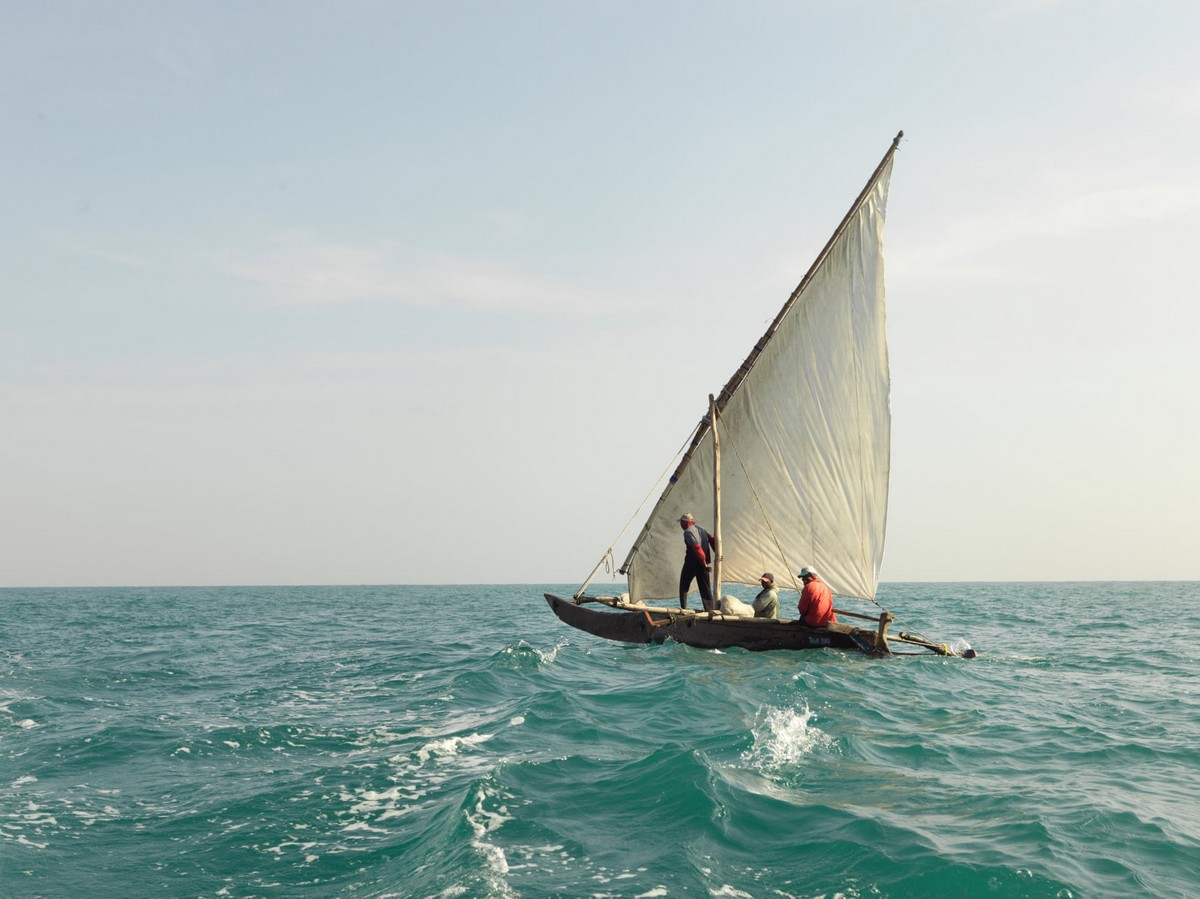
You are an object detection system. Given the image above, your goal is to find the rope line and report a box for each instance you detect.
[573,427,701,599]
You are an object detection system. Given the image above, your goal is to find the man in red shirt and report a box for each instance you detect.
[797,566,838,627]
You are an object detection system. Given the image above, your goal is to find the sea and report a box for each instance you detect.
[2,582,1199,899]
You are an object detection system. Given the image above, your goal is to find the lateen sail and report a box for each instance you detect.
[621,153,895,604]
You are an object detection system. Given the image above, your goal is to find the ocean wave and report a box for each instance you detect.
[6,583,1200,898]
[740,703,836,772]
[464,781,517,898]
[0,780,126,853]
[334,726,505,847]
[492,638,568,670]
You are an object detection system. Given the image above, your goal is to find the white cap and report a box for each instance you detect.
[798,566,819,579]
[679,513,694,523]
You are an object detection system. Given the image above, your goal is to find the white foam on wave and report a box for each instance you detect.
[502,638,567,667]
[465,782,516,899]
[261,839,318,857]
[0,687,35,717]
[344,724,412,755]
[416,732,494,765]
[538,639,568,665]
[0,789,126,851]
[742,703,835,771]
[502,845,654,891]
[341,820,389,834]
[338,729,500,837]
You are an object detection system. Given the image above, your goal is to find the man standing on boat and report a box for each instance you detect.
[797,567,838,627]
[753,573,780,618]
[678,513,716,612]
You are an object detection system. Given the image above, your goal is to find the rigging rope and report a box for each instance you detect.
[573,423,702,599]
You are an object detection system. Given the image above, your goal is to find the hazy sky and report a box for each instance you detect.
[4,1,1199,587]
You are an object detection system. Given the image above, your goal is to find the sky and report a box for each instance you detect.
[3,1,1199,587]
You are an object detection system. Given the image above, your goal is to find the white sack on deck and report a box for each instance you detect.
[719,596,756,617]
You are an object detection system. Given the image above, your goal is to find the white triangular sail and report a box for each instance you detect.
[621,148,895,604]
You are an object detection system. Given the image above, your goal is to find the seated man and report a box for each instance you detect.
[752,573,779,618]
[796,566,838,627]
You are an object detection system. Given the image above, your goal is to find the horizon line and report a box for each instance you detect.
[2,579,1198,590]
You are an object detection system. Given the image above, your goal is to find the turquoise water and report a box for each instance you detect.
[2,582,1199,898]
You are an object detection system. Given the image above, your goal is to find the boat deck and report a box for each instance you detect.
[547,594,882,654]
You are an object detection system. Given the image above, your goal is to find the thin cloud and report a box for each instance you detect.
[39,231,154,268]
[1123,76,1200,117]
[1046,183,1200,234]
[151,44,214,79]
[218,232,631,315]
[987,0,1072,19]
[220,237,400,305]
[894,179,1200,283]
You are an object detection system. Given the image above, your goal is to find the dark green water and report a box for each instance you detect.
[2,583,1198,897]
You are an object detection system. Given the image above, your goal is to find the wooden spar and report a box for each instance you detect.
[618,131,904,577]
[893,630,954,656]
[571,595,621,606]
[711,394,722,609]
[572,551,613,600]
[711,130,903,414]
[832,607,886,622]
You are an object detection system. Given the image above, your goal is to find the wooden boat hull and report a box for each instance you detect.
[544,594,883,655]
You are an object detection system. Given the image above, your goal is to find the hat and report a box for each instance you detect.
[760,573,775,583]
[679,513,694,523]
[798,566,819,579]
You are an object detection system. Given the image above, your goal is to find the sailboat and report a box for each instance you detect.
[545,132,971,658]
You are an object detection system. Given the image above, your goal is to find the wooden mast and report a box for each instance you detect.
[710,394,722,610]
